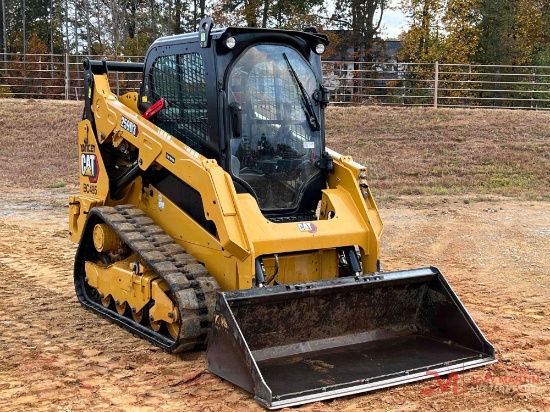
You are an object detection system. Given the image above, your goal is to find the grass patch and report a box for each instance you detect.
[0,98,82,190]
[0,99,549,201]
[46,181,66,189]
[326,106,550,201]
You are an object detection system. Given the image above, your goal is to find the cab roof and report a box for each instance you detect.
[150,26,329,48]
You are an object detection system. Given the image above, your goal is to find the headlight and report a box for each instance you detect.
[315,43,326,55]
[225,37,237,49]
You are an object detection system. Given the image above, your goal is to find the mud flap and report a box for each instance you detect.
[206,267,495,409]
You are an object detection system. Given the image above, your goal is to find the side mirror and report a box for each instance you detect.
[229,102,242,138]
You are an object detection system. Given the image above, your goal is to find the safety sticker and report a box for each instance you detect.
[298,222,317,233]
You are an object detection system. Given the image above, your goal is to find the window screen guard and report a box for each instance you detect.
[149,53,209,152]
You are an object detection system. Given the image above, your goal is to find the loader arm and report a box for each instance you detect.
[83,60,249,253]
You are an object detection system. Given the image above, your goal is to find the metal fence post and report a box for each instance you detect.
[468,64,472,108]
[39,55,43,96]
[434,61,439,108]
[64,53,69,100]
[531,68,536,109]
[1,0,6,73]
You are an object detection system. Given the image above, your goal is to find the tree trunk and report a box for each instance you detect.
[64,0,69,53]
[86,0,91,53]
[420,0,430,56]
[74,2,78,55]
[2,0,7,68]
[199,0,205,19]
[244,0,258,27]
[174,0,182,34]
[261,0,269,28]
[127,0,137,39]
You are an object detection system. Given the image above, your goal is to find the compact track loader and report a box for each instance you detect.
[70,18,495,408]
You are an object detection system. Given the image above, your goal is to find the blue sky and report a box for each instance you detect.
[380,1,407,39]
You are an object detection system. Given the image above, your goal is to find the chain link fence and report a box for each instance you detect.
[1,53,550,109]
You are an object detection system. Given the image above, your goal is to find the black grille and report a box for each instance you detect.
[266,213,317,223]
[149,53,208,152]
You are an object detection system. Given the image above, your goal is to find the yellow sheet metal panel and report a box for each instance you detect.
[119,92,140,113]
[138,132,162,170]
[210,167,237,216]
[235,190,368,255]
[78,119,109,201]
[326,153,383,273]
[138,185,245,291]
[84,259,156,314]
[262,249,339,284]
[150,279,178,323]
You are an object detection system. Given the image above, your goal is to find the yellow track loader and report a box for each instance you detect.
[70,18,495,408]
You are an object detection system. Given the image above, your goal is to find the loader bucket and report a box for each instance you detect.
[206,267,495,408]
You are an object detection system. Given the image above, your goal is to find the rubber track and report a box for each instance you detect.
[74,205,220,353]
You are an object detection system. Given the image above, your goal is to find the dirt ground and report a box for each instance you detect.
[0,186,548,411]
[0,99,548,411]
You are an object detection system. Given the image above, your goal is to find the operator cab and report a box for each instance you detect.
[141,22,330,222]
